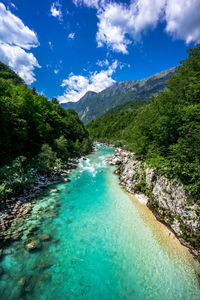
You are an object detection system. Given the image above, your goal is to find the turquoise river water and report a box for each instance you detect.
[0,145,200,299]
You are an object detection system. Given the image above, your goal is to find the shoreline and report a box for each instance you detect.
[128,190,200,282]
[104,143,200,263]
[0,157,81,250]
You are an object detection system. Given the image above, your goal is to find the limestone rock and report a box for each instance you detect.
[25,239,41,252]
[110,148,200,257]
[39,234,51,241]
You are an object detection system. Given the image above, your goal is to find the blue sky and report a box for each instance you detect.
[0,0,200,103]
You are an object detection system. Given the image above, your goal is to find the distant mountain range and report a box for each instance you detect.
[61,67,176,124]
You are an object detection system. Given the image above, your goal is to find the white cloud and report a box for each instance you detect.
[10,2,17,9]
[0,3,39,49]
[0,3,40,84]
[73,0,105,9]
[58,60,118,103]
[77,0,200,54]
[68,32,75,40]
[96,2,132,54]
[96,0,166,54]
[96,59,109,67]
[0,43,40,84]
[48,41,53,50]
[50,1,63,21]
[165,0,200,44]
[54,69,59,74]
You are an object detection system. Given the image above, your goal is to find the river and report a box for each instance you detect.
[0,145,200,299]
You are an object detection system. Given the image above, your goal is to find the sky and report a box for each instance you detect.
[0,0,200,103]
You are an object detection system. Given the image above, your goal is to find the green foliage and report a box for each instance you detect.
[0,61,25,85]
[0,61,92,203]
[87,45,200,201]
[54,136,69,161]
[87,100,148,146]
[134,179,147,193]
[37,144,58,173]
[0,156,34,205]
[0,72,91,166]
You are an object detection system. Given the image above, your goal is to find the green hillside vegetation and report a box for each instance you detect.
[87,45,200,201]
[0,64,92,205]
[0,61,25,86]
[87,100,148,144]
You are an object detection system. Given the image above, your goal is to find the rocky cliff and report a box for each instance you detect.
[109,149,200,259]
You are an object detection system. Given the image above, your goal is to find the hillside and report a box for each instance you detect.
[62,67,176,124]
[87,99,148,144]
[0,61,25,86]
[87,45,200,202]
[0,62,92,204]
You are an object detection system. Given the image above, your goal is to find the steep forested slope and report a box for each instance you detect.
[87,45,200,201]
[87,100,148,144]
[0,61,25,86]
[0,63,92,203]
[62,68,176,124]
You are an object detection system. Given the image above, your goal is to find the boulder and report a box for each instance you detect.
[39,234,51,241]
[25,239,41,252]
[28,225,38,233]
[64,178,70,182]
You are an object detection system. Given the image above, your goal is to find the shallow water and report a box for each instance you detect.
[0,145,200,299]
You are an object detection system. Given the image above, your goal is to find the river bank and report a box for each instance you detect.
[0,157,80,251]
[1,145,200,299]
[108,147,200,261]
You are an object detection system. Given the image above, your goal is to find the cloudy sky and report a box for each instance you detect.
[0,0,200,103]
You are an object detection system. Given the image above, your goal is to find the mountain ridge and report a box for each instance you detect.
[61,67,176,124]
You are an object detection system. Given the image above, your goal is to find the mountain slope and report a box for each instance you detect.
[0,61,25,86]
[87,99,148,144]
[61,67,176,124]
[87,46,200,201]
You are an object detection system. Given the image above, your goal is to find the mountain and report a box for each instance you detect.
[87,45,200,203]
[61,67,176,124]
[87,99,148,144]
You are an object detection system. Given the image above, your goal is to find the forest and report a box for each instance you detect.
[87,45,200,202]
[0,62,92,204]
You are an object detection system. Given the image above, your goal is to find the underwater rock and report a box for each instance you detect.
[3,248,12,255]
[39,261,53,270]
[62,170,71,174]
[39,234,51,241]
[64,178,70,182]
[12,233,21,241]
[17,274,35,295]
[25,239,41,252]
[46,210,57,218]
[28,225,39,233]
[0,266,4,276]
